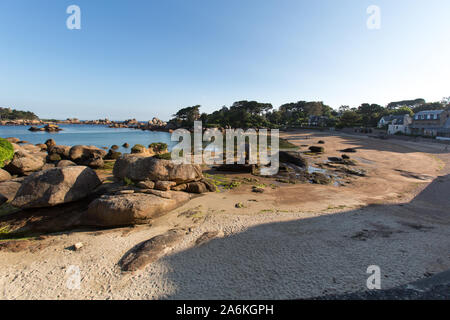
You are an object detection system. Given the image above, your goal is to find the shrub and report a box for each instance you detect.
[0,138,14,168]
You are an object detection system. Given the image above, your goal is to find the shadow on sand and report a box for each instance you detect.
[150,174,450,299]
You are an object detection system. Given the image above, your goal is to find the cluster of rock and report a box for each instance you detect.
[108,117,170,132]
[0,142,215,234]
[0,119,41,126]
[0,137,115,186]
[28,124,62,132]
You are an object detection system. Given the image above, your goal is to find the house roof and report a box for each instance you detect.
[415,110,444,116]
[380,115,406,123]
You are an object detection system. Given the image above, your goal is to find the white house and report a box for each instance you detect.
[384,114,412,135]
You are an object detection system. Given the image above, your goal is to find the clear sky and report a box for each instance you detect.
[0,0,449,120]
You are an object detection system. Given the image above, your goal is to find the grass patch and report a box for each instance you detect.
[204,173,241,190]
[254,183,267,189]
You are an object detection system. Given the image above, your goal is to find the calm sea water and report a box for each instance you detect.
[0,124,175,153]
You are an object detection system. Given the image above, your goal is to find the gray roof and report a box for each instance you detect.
[415,110,444,116]
[380,115,406,123]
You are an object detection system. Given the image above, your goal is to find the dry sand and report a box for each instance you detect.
[0,131,449,299]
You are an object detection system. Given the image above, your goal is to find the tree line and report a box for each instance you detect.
[0,107,39,121]
[169,98,450,129]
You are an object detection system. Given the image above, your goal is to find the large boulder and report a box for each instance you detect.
[57,160,77,167]
[11,166,102,209]
[0,168,12,182]
[4,150,45,175]
[45,139,56,148]
[86,191,191,227]
[155,181,176,191]
[48,145,71,159]
[279,151,308,168]
[0,180,22,202]
[113,155,203,184]
[186,181,208,194]
[20,144,41,153]
[5,137,20,144]
[309,146,325,153]
[35,143,47,151]
[69,145,107,168]
[69,145,107,162]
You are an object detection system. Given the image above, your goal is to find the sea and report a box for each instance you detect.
[0,124,175,153]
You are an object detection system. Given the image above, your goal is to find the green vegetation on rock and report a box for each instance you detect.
[0,138,14,168]
[149,142,168,153]
[131,144,146,154]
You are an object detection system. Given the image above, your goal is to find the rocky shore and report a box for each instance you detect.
[0,117,172,133]
[0,134,349,238]
[0,137,217,237]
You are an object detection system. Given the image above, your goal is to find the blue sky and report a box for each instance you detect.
[0,0,449,120]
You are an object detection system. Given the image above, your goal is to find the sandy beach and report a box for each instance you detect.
[1,131,449,299]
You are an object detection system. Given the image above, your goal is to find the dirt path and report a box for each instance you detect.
[0,131,449,299]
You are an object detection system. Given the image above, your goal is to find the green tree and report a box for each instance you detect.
[171,105,201,127]
[337,110,362,128]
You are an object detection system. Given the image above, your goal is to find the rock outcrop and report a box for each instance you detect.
[11,166,102,209]
[279,151,308,168]
[119,229,183,271]
[57,160,77,167]
[86,191,191,227]
[4,150,45,175]
[69,145,107,168]
[113,155,203,184]
[48,145,71,159]
[0,180,22,202]
[0,168,11,182]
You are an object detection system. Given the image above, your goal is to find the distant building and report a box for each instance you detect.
[378,114,411,128]
[410,110,450,137]
[387,114,412,135]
